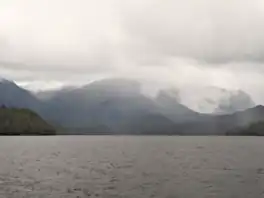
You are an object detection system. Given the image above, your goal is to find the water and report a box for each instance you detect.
[0,136,264,198]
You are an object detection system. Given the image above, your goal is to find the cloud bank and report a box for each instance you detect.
[1,0,264,108]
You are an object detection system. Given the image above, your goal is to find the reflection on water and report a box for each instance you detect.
[0,136,263,198]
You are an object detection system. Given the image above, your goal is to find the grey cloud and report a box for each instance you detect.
[121,0,264,64]
[1,0,264,107]
[2,0,264,70]
[215,90,256,114]
[0,59,115,74]
[0,65,111,84]
[0,37,117,74]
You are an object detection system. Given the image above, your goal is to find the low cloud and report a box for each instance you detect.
[215,90,256,114]
[121,0,264,64]
[1,0,264,106]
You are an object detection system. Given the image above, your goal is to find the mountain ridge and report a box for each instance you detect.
[0,106,56,135]
[0,77,263,135]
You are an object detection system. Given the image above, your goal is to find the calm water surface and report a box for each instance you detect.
[0,136,264,198]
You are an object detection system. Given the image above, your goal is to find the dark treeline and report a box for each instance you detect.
[0,106,55,135]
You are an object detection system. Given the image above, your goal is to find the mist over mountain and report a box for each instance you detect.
[177,105,264,135]
[39,79,185,134]
[227,120,264,136]
[155,88,199,122]
[2,0,264,136]
[0,79,42,110]
[0,77,263,135]
[41,79,156,126]
[214,90,255,114]
[180,86,256,114]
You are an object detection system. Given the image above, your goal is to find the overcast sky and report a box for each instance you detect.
[1,0,264,105]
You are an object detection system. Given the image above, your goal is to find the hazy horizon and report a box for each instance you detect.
[0,76,256,114]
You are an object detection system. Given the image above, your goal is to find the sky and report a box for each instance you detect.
[1,0,264,108]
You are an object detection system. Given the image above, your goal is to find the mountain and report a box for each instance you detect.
[1,77,263,135]
[226,121,264,136]
[35,86,81,100]
[155,88,199,122]
[0,78,185,134]
[177,105,264,135]
[0,106,55,135]
[0,79,42,111]
[120,113,179,135]
[40,79,181,134]
[179,86,255,114]
[214,90,255,114]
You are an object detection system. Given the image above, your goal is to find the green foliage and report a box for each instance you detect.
[0,107,56,135]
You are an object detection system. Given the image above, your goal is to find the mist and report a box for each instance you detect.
[1,0,264,109]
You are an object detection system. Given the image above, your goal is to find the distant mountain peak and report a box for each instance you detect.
[87,78,140,87]
[0,79,40,109]
[255,104,264,109]
[245,105,264,113]
[82,78,142,96]
[0,77,13,84]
